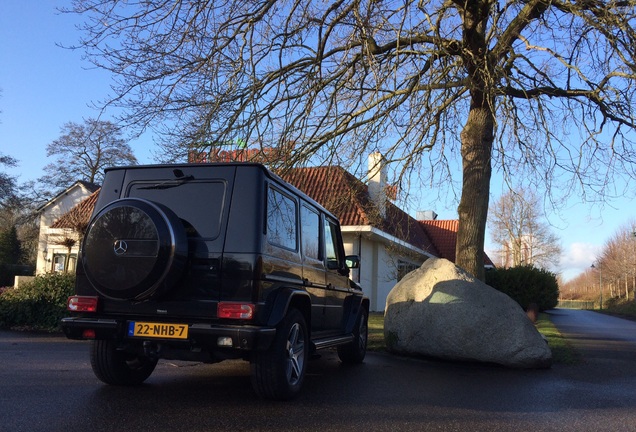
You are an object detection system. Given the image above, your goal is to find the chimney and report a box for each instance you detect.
[368,152,387,218]
[416,210,438,221]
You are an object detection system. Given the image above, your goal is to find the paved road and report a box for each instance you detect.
[1,309,636,432]
[547,308,636,385]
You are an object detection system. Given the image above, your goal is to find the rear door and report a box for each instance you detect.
[264,185,323,331]
[300,204,327,332]
[125,166,234,304]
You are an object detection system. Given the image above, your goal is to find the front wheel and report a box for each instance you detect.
[251,308,308,400]
[337,308,368,364]
[90,340,158,386]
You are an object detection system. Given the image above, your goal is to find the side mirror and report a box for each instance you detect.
[345,255,360,269]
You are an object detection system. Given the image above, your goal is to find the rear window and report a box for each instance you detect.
[128,181,227,239]
[267,187,298,251]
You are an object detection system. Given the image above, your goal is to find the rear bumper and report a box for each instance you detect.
[60,317,276,351]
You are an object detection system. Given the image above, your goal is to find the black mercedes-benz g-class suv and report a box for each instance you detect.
[61,163,369,400]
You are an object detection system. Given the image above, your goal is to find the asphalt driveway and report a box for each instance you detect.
[1,309,635,432]
[547,308,636,383]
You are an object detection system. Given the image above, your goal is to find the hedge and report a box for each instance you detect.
[0,273,75,331]
[485,265,559,312]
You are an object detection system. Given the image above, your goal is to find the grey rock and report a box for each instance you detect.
[384,258,552,368]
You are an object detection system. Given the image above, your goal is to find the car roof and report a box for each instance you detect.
[104,162,340,223]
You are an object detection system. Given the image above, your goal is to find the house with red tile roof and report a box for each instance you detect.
[35,180,100,275]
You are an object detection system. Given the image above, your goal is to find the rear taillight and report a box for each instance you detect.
[217,302,254,319]
[82,329,96,339]
[67,296,98,312]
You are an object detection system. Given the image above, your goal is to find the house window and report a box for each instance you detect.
[51,254,78,273]
[397,260,419,282]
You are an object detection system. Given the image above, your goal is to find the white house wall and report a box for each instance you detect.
[343,231,429,312]
[36,186,93,275]
[343,234,385,311]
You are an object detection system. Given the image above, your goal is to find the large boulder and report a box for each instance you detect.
[384,258,552,368]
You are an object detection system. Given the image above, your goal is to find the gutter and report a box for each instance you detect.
[341,225,436,259]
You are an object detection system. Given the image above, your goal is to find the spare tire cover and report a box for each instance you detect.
[82,198,188,301]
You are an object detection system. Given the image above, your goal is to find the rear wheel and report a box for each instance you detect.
[337,308,368,364]
[251,308,308,400]
[90,340,158,386]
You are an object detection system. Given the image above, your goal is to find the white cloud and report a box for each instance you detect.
[559,242,602,281]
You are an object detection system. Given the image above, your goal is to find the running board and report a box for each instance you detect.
[312,334,354,350]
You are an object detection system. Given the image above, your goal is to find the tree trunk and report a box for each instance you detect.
[456,106,494,280]
[65,246,72,273]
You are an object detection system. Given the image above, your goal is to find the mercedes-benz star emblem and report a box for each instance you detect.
[113,240,128,256]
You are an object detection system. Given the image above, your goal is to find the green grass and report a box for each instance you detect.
[535,313,582,364]
[367,312,386,351]
[601,298,636,320]
[367,311,581,365]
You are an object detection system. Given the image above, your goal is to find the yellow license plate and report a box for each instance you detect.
[128,322,188,339]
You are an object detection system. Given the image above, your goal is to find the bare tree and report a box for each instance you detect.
[560,268,598,302]
[489,188,562,269]
[0,153,18,206]
[40,118,137,191]
[66,0,636,279]
[0,154,43,267]
[598,220,636,300]
[562,219,636,302]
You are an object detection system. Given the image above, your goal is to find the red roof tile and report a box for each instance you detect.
[419,220,458,261]
[419,219,494,266]
[281,166,370,226]
[282,166,438,254]
[51,189,100,230]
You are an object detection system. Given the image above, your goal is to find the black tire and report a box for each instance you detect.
[251,308,308,400]
[337,308,368,364]
[90,339,158,386]
[82,198,187,301]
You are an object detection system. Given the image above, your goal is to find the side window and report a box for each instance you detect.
[301,205,320,260]
[324,218,342,270]
[267,187,298,250]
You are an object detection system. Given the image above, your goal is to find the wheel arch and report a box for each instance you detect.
[266,288,311,328]
[343,296,370,334]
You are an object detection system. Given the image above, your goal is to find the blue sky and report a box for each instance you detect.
[1,1,633,282]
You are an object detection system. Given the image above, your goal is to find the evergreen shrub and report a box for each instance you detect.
[0,273,75,331]
[485,265,559,311]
